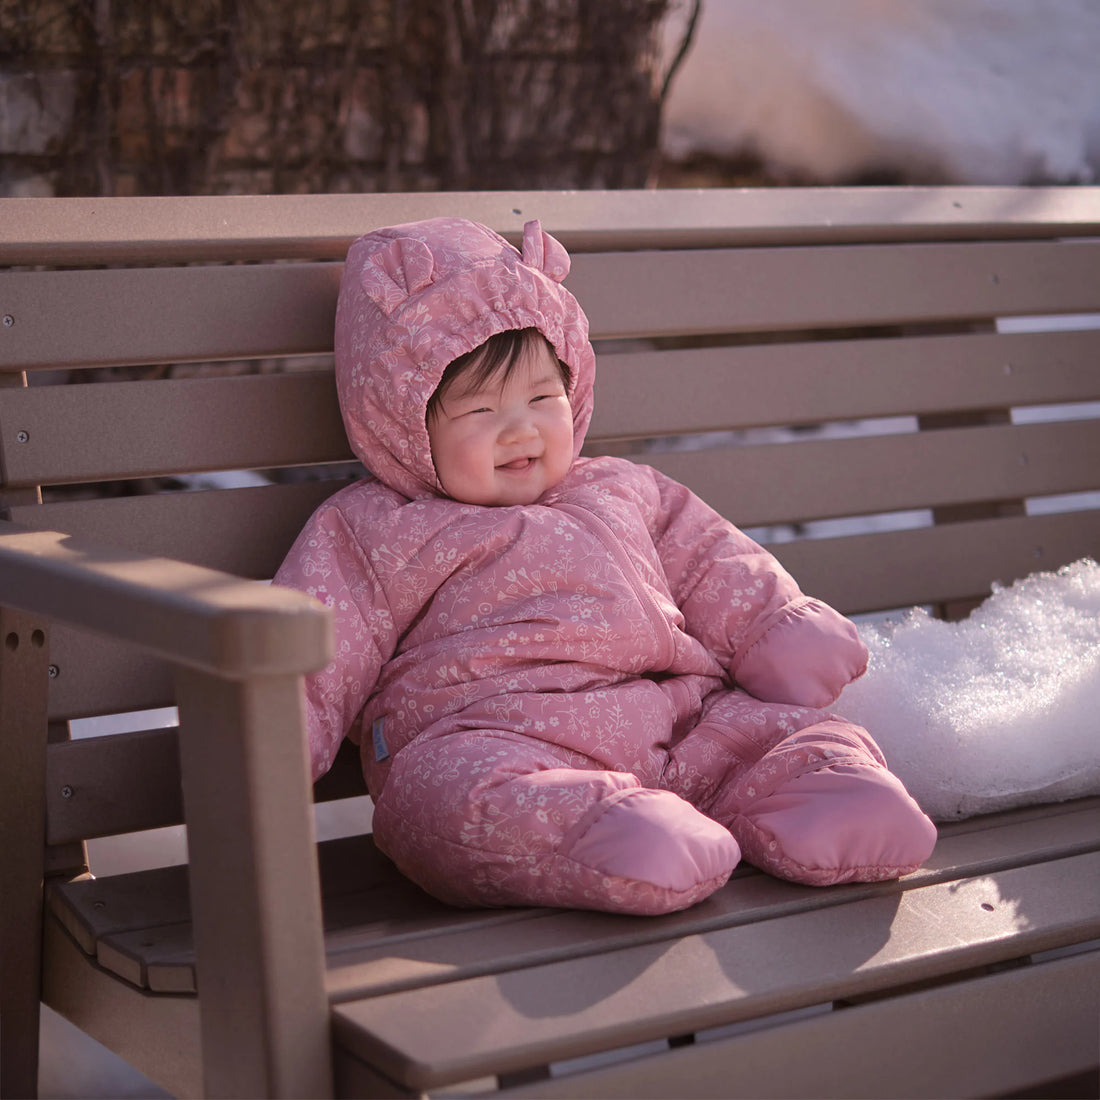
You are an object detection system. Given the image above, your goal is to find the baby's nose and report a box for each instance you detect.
[500,412,538,441]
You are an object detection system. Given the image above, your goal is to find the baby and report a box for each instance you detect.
[275,217,936,915]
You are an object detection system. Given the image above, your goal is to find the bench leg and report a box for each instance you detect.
[175,667,333,1099]
[0,610,50,1100]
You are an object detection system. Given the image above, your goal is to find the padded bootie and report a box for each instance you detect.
[561,787,741,913]
[732,763,936,886]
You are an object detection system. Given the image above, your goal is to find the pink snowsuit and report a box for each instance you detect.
[275,217,936,915]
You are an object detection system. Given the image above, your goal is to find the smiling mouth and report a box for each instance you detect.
[498,457,536,471]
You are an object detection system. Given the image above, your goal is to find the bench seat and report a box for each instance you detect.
[39,796,1100,1095]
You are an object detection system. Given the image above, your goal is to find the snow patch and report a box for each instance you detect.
[841,558,1100,820]
[662,0,1100,184]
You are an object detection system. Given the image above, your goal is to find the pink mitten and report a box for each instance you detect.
[734,598,868,708]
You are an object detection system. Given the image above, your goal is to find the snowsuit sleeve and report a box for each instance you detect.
[645,466,867,709]
[273,501,397,781]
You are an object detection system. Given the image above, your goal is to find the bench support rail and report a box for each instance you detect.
[0,610,50,1100]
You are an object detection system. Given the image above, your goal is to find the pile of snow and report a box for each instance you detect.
[840,558,1100,821]
[662,0,1100,184]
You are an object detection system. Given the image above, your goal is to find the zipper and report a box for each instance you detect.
[556,501,678,672]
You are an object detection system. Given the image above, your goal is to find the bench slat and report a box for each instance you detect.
[643,419,1100,528]
[46,727,365,845]
[5,328,1099,489]
[1,374,350,488]
[46,728,184,845]
[492,949,1100,1099]
[331,850,1100,1089]
[9,415,1097,535]
[590,329,1100,439]
[97,856,1100,998]
[568,240,1100,340]
[0,263,342,371]
[7,481,342,578]
[778,510,1100,614]
[44,667,1100,847]
[43,800,1100,998]
[320,798,1100,1003]
[4,241,1099,372]
[4,188,1100,266]
[44,631,173,720]
[28,509,1100,722]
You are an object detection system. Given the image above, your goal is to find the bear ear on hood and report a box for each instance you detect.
[358,236,436,315]
[521,220,570,283]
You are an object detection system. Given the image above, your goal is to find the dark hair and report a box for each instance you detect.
[426,327,572,423]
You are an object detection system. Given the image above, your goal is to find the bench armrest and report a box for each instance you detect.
[0,518,336,1095]
[0,519,331,678]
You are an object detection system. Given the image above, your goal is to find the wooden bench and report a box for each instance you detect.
[2,188,1099,1099]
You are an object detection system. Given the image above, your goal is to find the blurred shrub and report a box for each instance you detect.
[0,0,696,195]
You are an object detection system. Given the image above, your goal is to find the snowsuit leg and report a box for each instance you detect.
[665,690,936,886]
[370,728,740,915]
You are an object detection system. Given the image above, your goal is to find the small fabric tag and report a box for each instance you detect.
[372,715,390,762]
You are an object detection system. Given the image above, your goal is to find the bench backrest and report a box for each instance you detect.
[3,188,1099,856]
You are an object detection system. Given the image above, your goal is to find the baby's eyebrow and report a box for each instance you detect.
[445,379,493,402]
[531,372,566,388]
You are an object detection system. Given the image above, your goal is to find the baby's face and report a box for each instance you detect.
[427,340,574,507]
